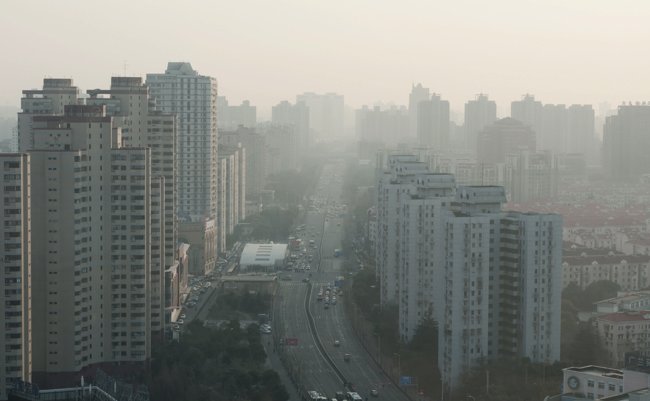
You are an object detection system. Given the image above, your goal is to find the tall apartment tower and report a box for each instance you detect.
[567,105,596,161]
[17,101,154,386]
[374,154,563,389]
[86,77,177,335]
[464,94,497,154]
[375,155,444,307]
[541,104,567,153]
[397,172,456,340]
[220,127,264,201]
[0,154,31,401]
[417,94,450,150]
[499,212,562,364]
[147,62,218,275]
[439,186,505,387]
[146,62,218,222]
[272,100,310,150]
[511,94,543,141]
[409,83,430,139]
[17,79,79,152]
[602,103,650,180]
[477,118,536,164]
[217,97,257,130]
[296,92,344,141]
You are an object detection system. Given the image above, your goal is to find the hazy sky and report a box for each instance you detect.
[1,0,649,119]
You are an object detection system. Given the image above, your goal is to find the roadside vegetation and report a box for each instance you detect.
[208,291,272,321]
[148,319,288,401]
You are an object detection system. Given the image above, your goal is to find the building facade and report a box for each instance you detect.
[0,154,31,401]
[464,94,497,154]
[374,153,563,388]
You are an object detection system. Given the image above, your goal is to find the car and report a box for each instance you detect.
[180,314,186,319]
[343,353,351,362]
[334,340,340,347]
[172,324,180,331]
[176,319,184,325]
[370,389,379,397]
[302,277,310,283]
[335,392,345,401]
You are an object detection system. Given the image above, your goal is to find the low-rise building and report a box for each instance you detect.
[563,255,650,291]
[239,243,289,272]
[596,312,650,367]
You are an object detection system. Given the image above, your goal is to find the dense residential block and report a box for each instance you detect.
[374,153,563,388]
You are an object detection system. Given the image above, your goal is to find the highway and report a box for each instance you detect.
[274,161,410,401]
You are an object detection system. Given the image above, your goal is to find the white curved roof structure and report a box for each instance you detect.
[239,243,288,270]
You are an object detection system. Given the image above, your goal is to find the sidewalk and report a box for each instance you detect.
[263,340,303,401]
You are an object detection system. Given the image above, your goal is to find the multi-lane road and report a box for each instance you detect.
[274,161,410,401]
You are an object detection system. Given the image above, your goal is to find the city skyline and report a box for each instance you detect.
[1,1,650,119]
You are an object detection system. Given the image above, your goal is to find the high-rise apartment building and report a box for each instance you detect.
[86,76,178,335]
[296,92,344,141]
[220,127,265,201]
[272,100,310,150]
[217,97,256,130]
[477,118,536,164]
[355,106,409,147]
[499,212,562,363]
[464,94,497,153]
[511,94,543,141]
[374,154,562,389]
[417,94,450,150]
[603,103,650,180]
[505,151,558,203]
[259,123,299,175]
[17,101,154,386]
[147,62,218,276]
[0,154,31,401]
[409,83,430,139]
[146,62,218,222]
[567,104,596,161]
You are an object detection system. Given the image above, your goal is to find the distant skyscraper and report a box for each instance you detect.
[409,83,430,139]
[464,94,497,153]
[259,123,299,175]
[296,92,344,141]
[603,103,650,180]
[220,126,265,200]
[541,103,567,153]
[217,96,257,130]
[477,117,536,164]
[355,105,409,146]
[417,93,450,149]
[567,104,596,161]
[511,94,543,142]
[272,100,310,149]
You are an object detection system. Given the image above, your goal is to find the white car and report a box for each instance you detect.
[176,319,184,325]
